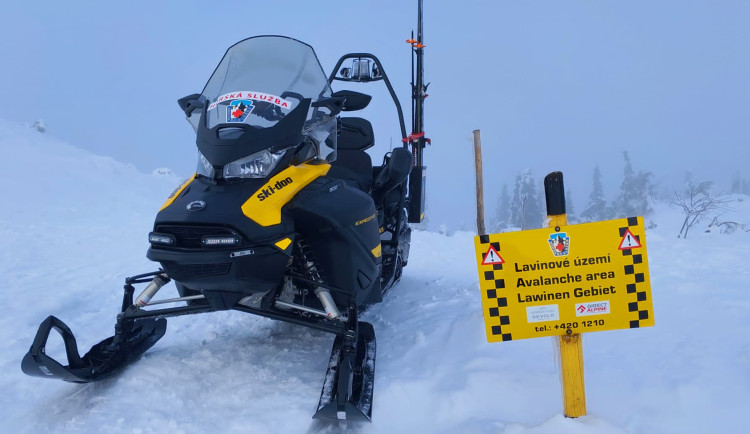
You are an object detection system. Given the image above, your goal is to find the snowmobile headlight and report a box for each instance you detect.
[201,236,240,246]
[223,149,286,179]
[196,152,215,178]
[149,232,175,245]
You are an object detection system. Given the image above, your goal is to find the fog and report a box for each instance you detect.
[2,1,748,229]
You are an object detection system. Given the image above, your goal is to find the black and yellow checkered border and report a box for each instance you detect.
[477,236,513,341]
[620,216,650,328]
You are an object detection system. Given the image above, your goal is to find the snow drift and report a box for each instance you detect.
[1,121,749,433]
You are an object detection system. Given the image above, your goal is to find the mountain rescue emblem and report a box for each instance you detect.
[226,100,254,123]
[548,232,570,256]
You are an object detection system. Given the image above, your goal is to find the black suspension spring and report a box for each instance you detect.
[294,236,326,285]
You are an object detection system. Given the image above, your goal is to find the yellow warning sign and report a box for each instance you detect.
[473,216,654,342]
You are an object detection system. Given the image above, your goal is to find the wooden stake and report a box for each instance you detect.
[544,172,587,418]
[473,129,486,235]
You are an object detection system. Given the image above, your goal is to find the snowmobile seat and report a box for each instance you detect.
[372,147,412,204]
[329,117,375,192]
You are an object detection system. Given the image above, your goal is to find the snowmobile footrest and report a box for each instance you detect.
[314,321,376,422]
[21,315,166,383]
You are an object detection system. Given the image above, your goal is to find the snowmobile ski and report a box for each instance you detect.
[21,315,166,383]
[314,309,376,422]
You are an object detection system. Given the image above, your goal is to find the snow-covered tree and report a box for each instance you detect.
[565,189,578,224]
[411,200,430,231]
[491,184,511,232]
[671,180,731,238]
[536,186,546,223]
[509,174,523,228]
[612,151,653,219]
[581,165,608,222]
[509,169,543,230]
[730,172,750,195]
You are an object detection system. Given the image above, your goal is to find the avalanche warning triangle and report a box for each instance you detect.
[618,229,642,250]
[482,245,505,265]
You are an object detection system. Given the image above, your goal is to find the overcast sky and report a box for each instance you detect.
[2,1,748,228]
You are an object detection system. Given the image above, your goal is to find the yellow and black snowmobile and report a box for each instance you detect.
[22,3,428,423]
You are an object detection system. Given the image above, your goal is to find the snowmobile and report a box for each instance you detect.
[22,3,428,423]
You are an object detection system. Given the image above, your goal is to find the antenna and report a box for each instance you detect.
[406,0,428,223]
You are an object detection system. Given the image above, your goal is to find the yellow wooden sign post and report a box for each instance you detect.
[473,172,654,417]
[546,173,585,417]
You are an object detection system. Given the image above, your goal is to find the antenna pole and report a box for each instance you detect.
[407,0,428,223]
[414,0,425,167]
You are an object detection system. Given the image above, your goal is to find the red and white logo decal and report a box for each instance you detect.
[575,300,611,317]
[208,91,292,111]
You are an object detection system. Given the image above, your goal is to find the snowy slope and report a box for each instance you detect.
[1,121,749,434]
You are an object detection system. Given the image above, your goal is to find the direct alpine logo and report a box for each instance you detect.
[548,232,570,256]
[226,100,254,123]
[575,301,611,317]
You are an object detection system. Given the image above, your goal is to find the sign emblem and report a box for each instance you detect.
[226,100,254,123]
[548,232,570,256]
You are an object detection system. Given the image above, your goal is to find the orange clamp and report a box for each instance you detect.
[405,39,425,48]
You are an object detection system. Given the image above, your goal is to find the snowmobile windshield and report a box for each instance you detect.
[188,36,337,169]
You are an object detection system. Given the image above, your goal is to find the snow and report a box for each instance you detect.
[2,121,749,433]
